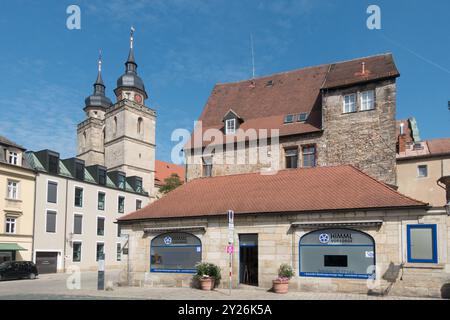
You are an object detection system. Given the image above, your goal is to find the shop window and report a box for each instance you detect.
[299,228,375,279]
[150,232,202,273]
[407,224,438,264]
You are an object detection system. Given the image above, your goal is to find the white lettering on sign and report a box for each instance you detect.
[365,251,374,258]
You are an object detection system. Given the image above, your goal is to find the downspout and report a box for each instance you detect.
[31,170,38,263]
[62,178,69,272]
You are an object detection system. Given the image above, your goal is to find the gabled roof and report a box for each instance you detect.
[119,165,426,222]
[155,160,185,187]
[0,136,25,150]
[185,53,399,149]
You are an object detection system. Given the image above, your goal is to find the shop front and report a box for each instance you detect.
[0,243,27,263]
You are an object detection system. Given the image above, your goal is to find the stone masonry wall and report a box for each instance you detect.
[322,79,397,186]
[120,208,450,298]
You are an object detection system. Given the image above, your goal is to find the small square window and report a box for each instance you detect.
[297,113,309,122]
[418,165,428,178]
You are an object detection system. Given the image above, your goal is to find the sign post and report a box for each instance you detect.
[227,210,234,296]
[97,253,105,291]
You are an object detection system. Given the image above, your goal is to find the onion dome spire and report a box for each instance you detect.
[84,50,112,110]
[114,26,148,100]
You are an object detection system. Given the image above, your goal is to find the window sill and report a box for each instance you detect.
[5,198,22,203]
[403,263,444,270]
[342,111,358,115]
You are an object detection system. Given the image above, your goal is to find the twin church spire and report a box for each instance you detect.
[84,27,147,112]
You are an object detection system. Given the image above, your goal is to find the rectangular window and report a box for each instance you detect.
[225,119,236,135]
[285,148,298,169]
[98,169,106,186]
[136,199,142,210]
[98,192,105,211]
[135,178,143,193]
[418,165,428,178]
[75,162,85,180]
[407,224,438,263]
[118,173,126,190]
[96,243,105,261]
[302,145,317,168]
[74,187,83,207]
[117,225,121,237]
[284,114,294,124]
[7,181,18,200]
[202,158,213,177]
[324,255,348,267]
[117,243,122,261]
[361,90,375,111]
[118,196,125,214]
[297,113,309,122]
[343,94,356,113]
[73,214,83,235]
[8,152,18,165]
[48,155,59,174]
[46,210,57,233]
[97,217,105,236]
[47,181,57,204]
[72,242,82,262]
[5,217,16,234]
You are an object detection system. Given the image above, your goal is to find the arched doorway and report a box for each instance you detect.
[299,228,376,279]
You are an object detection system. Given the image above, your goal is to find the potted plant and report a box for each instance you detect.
[273,264,294,294]
[195,262,222,291]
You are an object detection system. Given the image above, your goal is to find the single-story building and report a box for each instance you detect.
[117,165,450,298]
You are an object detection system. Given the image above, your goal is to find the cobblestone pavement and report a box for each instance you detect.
[0,272,440,300]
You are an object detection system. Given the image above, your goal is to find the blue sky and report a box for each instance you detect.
[0,0,449,162]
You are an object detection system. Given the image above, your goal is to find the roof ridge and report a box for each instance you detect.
[347,165,428,206]
[215,53,393,86]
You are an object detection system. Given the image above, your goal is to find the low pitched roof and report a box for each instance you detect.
[185,53,399,149]
[155,160,185,187]
[119,165,426,222]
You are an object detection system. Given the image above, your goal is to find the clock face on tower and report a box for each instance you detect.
[134,94,142,104]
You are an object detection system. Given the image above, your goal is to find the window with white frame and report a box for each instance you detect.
[73,242,82,262]
[8,152,18,165]
[361,90,375,111]
[5,217,16,234]
[418,165,428,178]
[225,118,236,135]
[7,181,18,199]
[343,94,357,113]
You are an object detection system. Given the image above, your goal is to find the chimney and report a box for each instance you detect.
[398,123,407,153]
[362,62,366,75]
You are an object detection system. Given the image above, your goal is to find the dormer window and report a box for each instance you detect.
[284,115,294,124]
[8,151,18,165]
[118,173,126,190]
[48,154,59,175]
[98,168,107,186]
[297,113,309,122]
[225,118,236,135]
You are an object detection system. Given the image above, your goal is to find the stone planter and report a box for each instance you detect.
[199,277,215,291]
[273,279,289,294]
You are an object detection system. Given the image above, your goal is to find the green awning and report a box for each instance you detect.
[0,243,27,251]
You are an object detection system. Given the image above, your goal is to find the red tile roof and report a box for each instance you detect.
[185,53,399,149]
[427,138,450,156]
[119,165,426,222]
[155,160,185,187]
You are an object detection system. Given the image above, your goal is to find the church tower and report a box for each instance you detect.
[77,53,112,166]
[104,28,156,197]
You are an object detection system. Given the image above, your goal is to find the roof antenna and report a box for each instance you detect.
[250,33,256,79]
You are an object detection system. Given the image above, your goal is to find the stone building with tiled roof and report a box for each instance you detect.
[117,54,450,298]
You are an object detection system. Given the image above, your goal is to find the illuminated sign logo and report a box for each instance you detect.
[164,236,172,245]
[319,234,330,244]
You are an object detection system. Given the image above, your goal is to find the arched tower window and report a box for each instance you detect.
[137,117,143,135]
[113,116,118,135]
[82,131,87,148]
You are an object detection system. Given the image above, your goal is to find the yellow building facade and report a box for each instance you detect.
[0,136,35,262]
